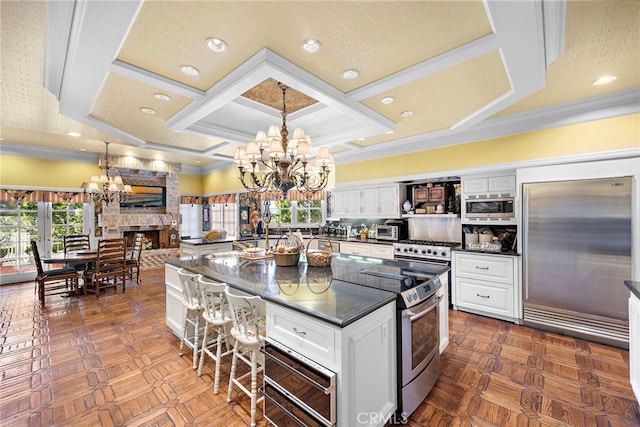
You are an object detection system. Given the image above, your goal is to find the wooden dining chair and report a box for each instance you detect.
[64,234,91,271]
[84,238,126,297]
[64,234,90,253]
[126,232,144,284]
[30,240,79,306]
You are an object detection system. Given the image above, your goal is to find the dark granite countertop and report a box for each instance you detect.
[166,254,397,328]
[180,236,266,245]
[180,235,396,246]
[453,248,520,256]
[624,280,640,300]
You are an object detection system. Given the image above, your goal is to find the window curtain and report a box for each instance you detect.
[0,189,85,203]
[208,194,236,204]
[180,195,202,205]
[261,190,324,201]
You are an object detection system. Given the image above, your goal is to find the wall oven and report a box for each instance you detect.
[261,338,336,426]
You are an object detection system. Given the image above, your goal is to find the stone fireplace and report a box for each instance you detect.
[124,230,160,250]
[94,156,182,270]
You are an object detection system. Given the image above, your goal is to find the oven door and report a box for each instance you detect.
[400,293,440,386]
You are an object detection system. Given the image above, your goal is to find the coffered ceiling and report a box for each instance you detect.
[1,0,638,174]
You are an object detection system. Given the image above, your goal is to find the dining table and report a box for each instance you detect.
[41,250,98,296]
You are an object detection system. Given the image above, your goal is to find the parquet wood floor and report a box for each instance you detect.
[1,269,638,426]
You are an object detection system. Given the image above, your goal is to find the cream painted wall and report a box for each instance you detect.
[2,113,638,193]
[0,155,101,188]
[335,113,640,183]
[178,174,203,195]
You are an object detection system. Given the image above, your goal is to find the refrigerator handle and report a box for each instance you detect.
[521,185,529,301]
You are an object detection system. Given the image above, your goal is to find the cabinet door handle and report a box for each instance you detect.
[476,293,490,299]
[292,327,307,336]
[475,266,489,270]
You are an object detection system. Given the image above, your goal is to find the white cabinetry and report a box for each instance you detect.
[462,174,516,195]
[452,252,520,323]
[630,293,640,403]
[179,241,233,257]
[340,242,372,256]
[331,184,405,218]
[371,244,394,260]
[165,263,184,336]
[267,302,396,426]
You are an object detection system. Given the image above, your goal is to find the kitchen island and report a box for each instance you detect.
[625,280,640,404]
[165,253,399,426]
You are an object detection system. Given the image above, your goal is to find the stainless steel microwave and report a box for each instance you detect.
[465,197,515,219]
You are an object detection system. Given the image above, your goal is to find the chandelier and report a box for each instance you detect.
[81,141,132,205]
[234,82,334,198]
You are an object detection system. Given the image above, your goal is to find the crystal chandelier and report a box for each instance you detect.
[81,142,132,205]
[234,82,334,198]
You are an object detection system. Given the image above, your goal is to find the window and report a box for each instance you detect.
[51,202,84,253]
[264,200,324,226]
[210,202,237,237]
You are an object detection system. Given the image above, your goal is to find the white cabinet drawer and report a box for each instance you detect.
[340,242,371,256]
[371,244,393,260]
[454,253,514,284]
[267,304,336,367]
[455,277,514,317]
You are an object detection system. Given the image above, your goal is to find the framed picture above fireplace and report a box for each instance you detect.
[120,185,166,209]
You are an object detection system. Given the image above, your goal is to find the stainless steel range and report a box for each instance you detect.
[332,254,450,421]
[393,240,461,262]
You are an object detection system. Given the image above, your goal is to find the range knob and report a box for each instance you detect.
[413,248,419,254]
[403,248,410,253]
[441,251,447,256]
[421,249,427,254]
[427,249,432,254]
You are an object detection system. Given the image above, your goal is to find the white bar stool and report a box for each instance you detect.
[225,288,266,427]
[196,276,233,394]
[177,268,203,370]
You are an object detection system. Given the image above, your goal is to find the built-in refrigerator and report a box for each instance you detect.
[522,176,632,348]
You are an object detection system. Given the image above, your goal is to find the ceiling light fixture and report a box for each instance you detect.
[154,93,172,101]
[206,38,228,53]
[301,39,322,54]
[180,65,200,76]
[67,131,81,137]
[381,96,395,104]
[81,142,132,205]
[593,75,617,86]
[401,110,414,117]
[140,107,156,114]
[342,69,359,79]
[234,82,334,198]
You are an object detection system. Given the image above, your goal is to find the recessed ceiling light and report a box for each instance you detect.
[385,130,395,134]
[180,65,200,76]
[342,69,359,80]
[357,137,366,141]
[593,75,617,86]
[381,96,395,104]
[206,38,228,53]
[301,39,322,54]
[79,148,86,151]
[140,107,156,114]
[67,131,81,137]
[401,110,414,117]
[154,93,171,101]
